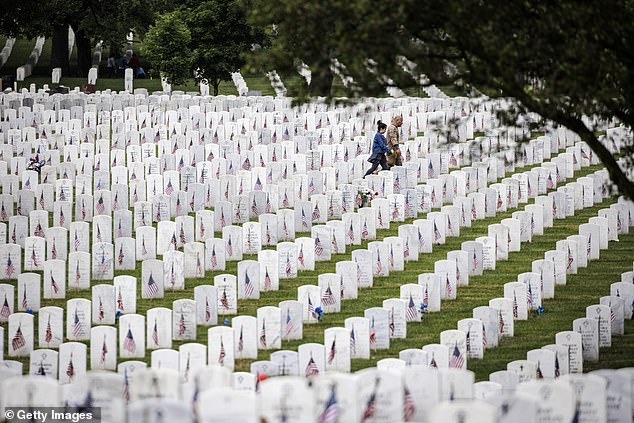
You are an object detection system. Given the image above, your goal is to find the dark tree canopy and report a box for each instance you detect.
[0,0,168,76]
[248,0,634,198]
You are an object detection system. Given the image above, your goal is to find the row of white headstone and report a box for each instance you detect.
[0,37,16,69]
[0,154,624,378]
[16,37,45,82]
[231,72,249,96]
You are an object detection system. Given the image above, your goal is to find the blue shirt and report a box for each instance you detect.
[372,133,390,154]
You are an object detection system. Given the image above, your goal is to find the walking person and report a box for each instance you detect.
[386,115,403,168]
[364,121,391,177]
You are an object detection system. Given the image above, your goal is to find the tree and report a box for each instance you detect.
[248,0,634,199]
[142,12,193,86]
[185,0,266,95]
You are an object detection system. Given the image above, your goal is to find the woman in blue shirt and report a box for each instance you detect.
[364,121,390,177]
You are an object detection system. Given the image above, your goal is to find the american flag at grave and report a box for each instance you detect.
[119,314,146,359]
[258,249,279,291]
[146,307,173,350]
[335,260,359,300]
[257,306,282,351]
[208,326,235,370]
[38,306,63,349]
[279,300,303,341]
[489,297,515,338]
[90,325,117,371]
[179,343,207,383]
[237,260,260,299]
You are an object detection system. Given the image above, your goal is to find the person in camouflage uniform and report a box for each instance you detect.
[386,115,403,167]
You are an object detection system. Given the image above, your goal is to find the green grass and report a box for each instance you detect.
[3,160,632,379]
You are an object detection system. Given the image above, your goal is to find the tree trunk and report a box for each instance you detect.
[72,25,93,77]
[309,66,334,97]
[51,24,70,76]
[212,80,220,96]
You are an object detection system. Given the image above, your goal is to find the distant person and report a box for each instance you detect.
[136,67,146,79]
[106,54,116,78]
[386,115,403,168]
[118,56,128,77]
[364,121,391,177]
[129,53,140,77]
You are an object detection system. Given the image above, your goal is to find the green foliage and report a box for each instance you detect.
[185,0,264,94]
[142,12,193,86]
[247,0,634,198]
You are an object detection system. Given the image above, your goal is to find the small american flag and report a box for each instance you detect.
[307,294,317,320]
[378,209,384,227]
[170,263,176,288]
[282,192,290,208]
[244,272,254,297]
[498,311,505,335]
[259,319,267,348]
[264,269,272,290]
[59,209,65,226]
[376,254,383,274]
[205,297,211,322]
[361,387,377,422]
[6,254,15,278]
[449,343,464,368]
[0,204,7,220]
[298,245,305,267]
[392,203,399,220]
[152,319,159,345]
[31,245,39,267]
[327,338,337,365]
[165,180,174,196]
[226,238,233,257]
[389,309,395,336]
[312,204,321,221]
[238,326,244,352]
[527,283,534,310]
[179,225,186,245]
[0,294,11,319]
[66,354,75,380]
[369,317,377,348]
[123,326,136,353]
[285,253,292,276]
[433,222,441,241]
[318,385,340,423]
[554,354,560,378]
[321,285,336,306]
[301,209,309,230]
[347,223,355,243]
[254,176,263,190]
[122,368,130,402]
[72,309,83,337]
[96,225,102,242]
[74,232,80,251]
[284,309,294,337]
[44,315,53,343]
[403,385,416,422]
[178,312,187,337]
[117,289,124,311]
[113,193,119,210]
[220,288,230,310]
[98,297,105,320]
[146,273,159,297]
[315,236,324,258]
[406,295,418,321]
[427,161,434,179]
[22,288,28,310]
[218,338,226,365]
[34,222,44,238]
[51,275,60,294]
[482,324,487,348]
[11,324,25,351]
[567,247,574,270]
[513,293,519,318]
[118,245,125,266]
[423,285,429,306]
[361,220,369,239]
[445,275,453,298]
[251,198,259,216]
[96,195,105,214]
[305,355,319,377]
[211,246,218,269]
[350,326,357,355]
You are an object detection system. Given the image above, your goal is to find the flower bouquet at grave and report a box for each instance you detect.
[358,189,379,209]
